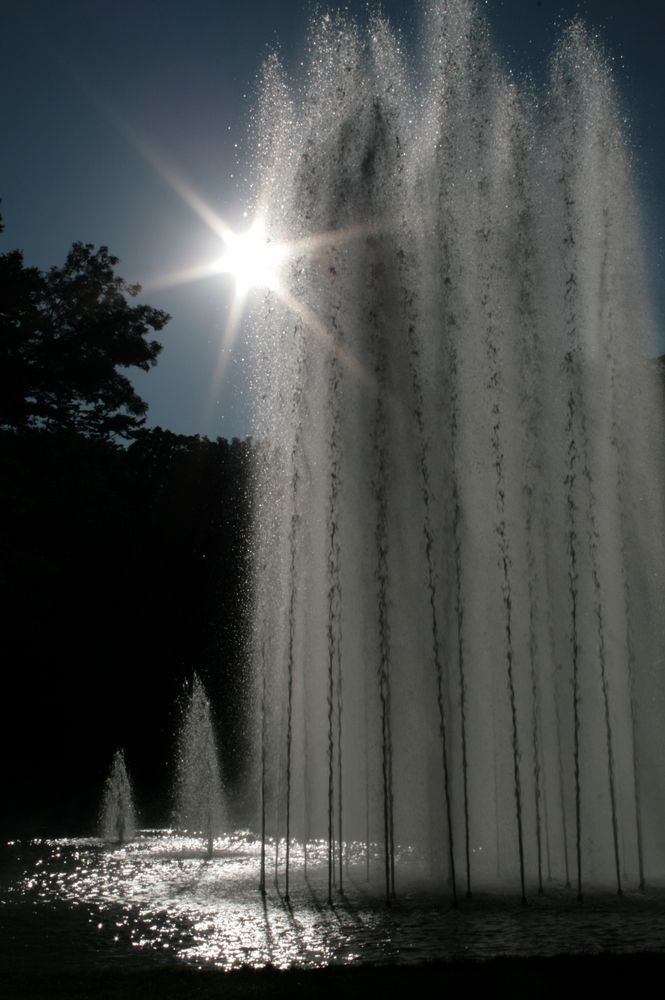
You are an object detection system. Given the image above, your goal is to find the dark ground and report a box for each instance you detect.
[3,955,665,1000]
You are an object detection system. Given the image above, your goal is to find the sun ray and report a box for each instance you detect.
[287,220,378,258]
[141,260,227,294]
[100,108,236,245]
[201,290,248,431]
[91,92,384,392]
[276,287,376,394]
[53,74,382,401]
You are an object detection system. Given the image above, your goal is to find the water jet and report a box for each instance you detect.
[99,749,136,844]
[249,0,665,904]
[174,674,226,857]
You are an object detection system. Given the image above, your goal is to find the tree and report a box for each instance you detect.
[0,240,169,440]
[0,425,255,832]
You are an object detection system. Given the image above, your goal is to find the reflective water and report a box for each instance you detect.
[3,833,665,973]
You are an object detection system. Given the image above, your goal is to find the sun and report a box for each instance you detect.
[216,217,285,294]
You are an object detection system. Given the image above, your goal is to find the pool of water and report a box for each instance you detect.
[2,832,665,975]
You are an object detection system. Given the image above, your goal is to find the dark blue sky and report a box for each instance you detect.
[3,0,664,439]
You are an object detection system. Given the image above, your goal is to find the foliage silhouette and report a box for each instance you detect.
[0,241,168,439]
[0,426,254,834]
[0,211,253,834]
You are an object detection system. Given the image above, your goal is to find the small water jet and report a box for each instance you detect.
[249,0,665,903]
[99,749,136,844]
[174,674,226,856]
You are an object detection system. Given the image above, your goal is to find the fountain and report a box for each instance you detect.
[8,7,665,987]
[99,749,136,844]
[174,674,226,855]
[249,0,665,905]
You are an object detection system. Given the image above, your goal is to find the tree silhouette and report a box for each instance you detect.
[0,240,169,439]
[0,211,255,834]
[0,425,255,833]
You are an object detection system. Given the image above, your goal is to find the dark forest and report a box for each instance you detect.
[1,215,254,835]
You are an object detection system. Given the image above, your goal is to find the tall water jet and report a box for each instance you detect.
[249,0,665,901]
[99,749,136,845]
[174,674,226,856]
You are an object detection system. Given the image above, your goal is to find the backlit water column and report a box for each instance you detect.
[174,675,225,856]
[248,0,665,901]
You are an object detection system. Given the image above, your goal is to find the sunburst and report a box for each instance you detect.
[128,137,378,417]
[215,217,286,295]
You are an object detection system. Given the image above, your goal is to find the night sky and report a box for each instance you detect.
[3,0,664,440]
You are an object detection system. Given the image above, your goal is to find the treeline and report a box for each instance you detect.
[0,426,255,835]
[1,211,255,834]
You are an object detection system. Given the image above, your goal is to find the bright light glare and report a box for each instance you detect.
[216,219,284,294]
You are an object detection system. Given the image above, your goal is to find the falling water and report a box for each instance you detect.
[99,749,136,844]
[174,674,226,856]
[249,0,665,900]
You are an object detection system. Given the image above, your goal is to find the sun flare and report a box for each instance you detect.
[216,218,285,294]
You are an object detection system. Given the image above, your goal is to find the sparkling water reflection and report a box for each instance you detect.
[3,833,665,972]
